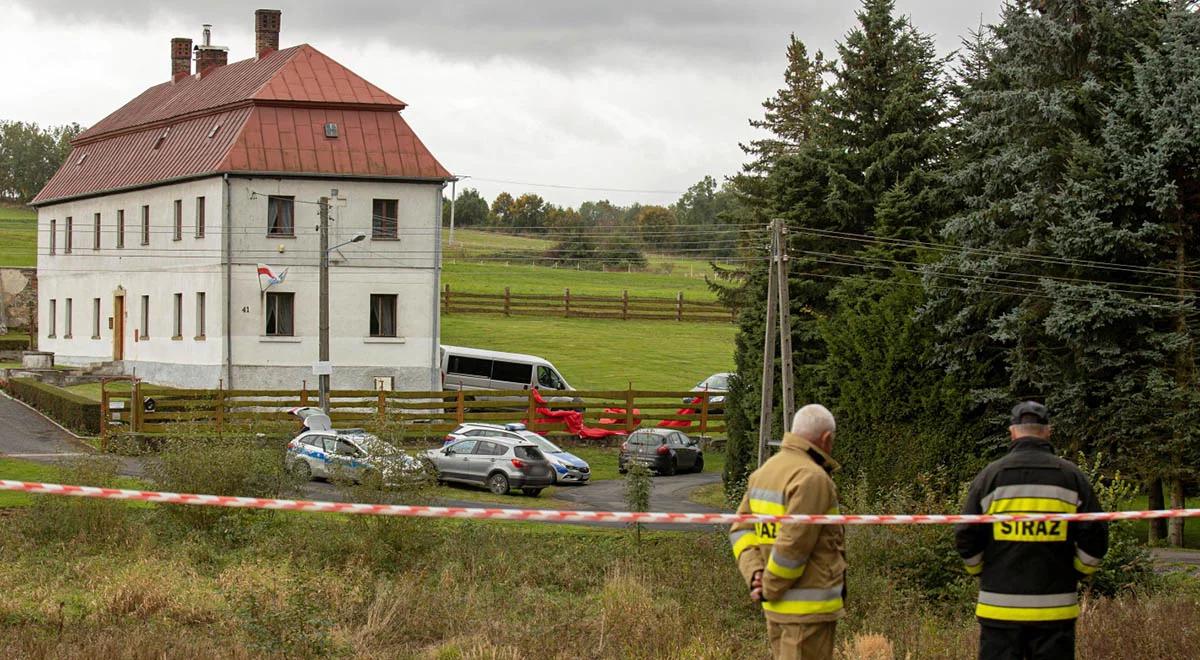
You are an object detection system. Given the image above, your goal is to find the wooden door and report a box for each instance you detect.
[112,295,125,360]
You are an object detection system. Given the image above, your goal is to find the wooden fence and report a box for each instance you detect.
[441,285,734,323]
[99,380,726,444]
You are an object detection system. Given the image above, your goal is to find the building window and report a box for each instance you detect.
[195,292,206,339]
[195,196,206,238]
[92,298,101,339]
[370,294,397,337]
[141,205,150,245]
[65,217,73,253]
[93,212,101,250]
[267,196,295,236]
[116,209,125,249]
[172,293,183,339]
[265,292,294,336]
[372,199,398,239]
[49,219,56,255]
[140,295,150,339]
[64,298,73,338]
[47,299,56,338]
[173,200,182,241]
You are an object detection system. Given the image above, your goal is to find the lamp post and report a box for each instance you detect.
[317,193,366,413]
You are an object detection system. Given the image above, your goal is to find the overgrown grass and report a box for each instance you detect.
[0,458,59,507]
[441,315,734,390]
[0,204,36,269]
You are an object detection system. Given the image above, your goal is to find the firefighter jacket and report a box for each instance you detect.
[955,437,1109,625]
[729,432,847,624]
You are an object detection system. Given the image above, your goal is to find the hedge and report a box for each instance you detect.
[0,337,31,351]
[6,377,100,435]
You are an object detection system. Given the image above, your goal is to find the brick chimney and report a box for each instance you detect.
[255,9,281,58]
[194,24,229,76]
[171,37,192,81]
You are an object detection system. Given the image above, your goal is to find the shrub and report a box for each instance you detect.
[7,377,100,435]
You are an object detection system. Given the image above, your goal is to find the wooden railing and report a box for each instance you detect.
[441,285,734,323]
[100,382,726,442]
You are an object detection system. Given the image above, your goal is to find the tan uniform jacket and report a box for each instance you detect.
[729,432,846,624]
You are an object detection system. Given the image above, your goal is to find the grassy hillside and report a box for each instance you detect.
[441,315,734,390]
[0,204,36,268]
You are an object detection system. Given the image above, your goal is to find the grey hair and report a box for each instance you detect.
[791,404,836,441]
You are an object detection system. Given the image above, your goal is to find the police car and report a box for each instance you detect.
[285,409,424,486]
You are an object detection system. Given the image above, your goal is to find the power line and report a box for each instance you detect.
[465,177,684,196]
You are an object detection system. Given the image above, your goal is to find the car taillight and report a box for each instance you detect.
[657,444,670,456]
[511,458,526,469]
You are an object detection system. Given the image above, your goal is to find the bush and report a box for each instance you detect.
[7,377,100,435]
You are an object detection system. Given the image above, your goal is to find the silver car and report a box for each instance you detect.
[420,437,554,496]
[443,422,591,484]
[286,429,424,486]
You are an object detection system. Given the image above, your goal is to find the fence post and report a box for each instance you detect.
[676,292,683,321]
[504,287,511,317]
[132,378,143,433]
[625,385,635,433]
[377,389,386,419]
[456,389,465,425]
[216,379,225,434]
[443,284,451,314]
[564,288,571,318]
[99,380,109,449]
[700,391,709,436]
[526,388,537,428]
[622,290,629,320]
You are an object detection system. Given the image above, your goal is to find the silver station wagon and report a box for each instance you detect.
[420,437,555,497]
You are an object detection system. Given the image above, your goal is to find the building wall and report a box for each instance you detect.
[36,174,443,391]
[0,268,37,336]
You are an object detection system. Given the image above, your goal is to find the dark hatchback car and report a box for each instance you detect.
[617,428,703,476]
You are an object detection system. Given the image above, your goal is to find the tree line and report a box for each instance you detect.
[0,121,82,204]
[719,0,1199,547]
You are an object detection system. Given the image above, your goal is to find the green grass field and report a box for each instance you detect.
[0,458,59,507]
[442,260,719,300]
[0,204,36,268]
[441,314,734,390]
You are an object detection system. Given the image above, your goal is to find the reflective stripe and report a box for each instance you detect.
[965,562,983,576]
[963,552,983,575]
[1076,546,1102,567]
[1073,557,1099,575]
[986,498,1077,514]
[976,603,1080,622]
[978,591,1077,608]
[766,548,807,580]
[762,585,844,616]
[980,485,1080,512]
[749,488,786,516]
[729,529,757,559]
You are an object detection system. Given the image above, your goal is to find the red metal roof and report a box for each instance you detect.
[35,44,446,204]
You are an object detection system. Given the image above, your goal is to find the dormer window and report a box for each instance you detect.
[324,122,338,138]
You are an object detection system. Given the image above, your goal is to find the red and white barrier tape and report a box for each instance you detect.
[3,479,1199,525]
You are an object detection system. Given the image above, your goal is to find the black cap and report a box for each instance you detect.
[1011,401,1049,425]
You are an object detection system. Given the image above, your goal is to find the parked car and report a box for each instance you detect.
[444,422,591,484]
[286,428,425,486]
[440,345,580,405]
[684,372,732,408]
[420,436,555,496]
[618,428,704,476]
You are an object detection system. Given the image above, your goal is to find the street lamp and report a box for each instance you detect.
[317,192,366,413]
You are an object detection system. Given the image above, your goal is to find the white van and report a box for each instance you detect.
[439,346,577,401]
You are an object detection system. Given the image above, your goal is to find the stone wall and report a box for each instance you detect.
[0,268,36,336]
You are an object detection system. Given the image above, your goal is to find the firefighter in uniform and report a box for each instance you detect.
[729,404,846,660]
[955,401,1109,660]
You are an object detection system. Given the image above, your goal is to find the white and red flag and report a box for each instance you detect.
[257,263,288,291]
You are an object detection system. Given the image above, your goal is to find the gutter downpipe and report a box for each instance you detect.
[432,183,444,391]
[223,173,234,388]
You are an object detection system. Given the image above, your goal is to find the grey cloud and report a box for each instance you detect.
[13,0,1000,69]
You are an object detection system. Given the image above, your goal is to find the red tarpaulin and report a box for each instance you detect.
[657,396,704,428]
[526,389,628,439]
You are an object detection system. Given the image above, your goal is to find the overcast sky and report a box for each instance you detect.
[0,0,1002,207]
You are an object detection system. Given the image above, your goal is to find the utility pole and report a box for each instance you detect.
[448,176,457,246]
[318,195,331,413]
[757,219,793,467]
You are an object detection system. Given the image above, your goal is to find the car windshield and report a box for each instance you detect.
[519,432,562,453]
[699,374,730,390]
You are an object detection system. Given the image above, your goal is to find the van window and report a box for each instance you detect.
[491,360,532,384]
[537,366,565,389]
[448,355,491,377]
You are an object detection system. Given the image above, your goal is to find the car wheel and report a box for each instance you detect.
[522,488,543,497]
[693,455,705,473]
[664,458,677,477]
[291,460,312,482]
[487,472,510,495]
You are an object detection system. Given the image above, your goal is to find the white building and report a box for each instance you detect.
[31,10,451,391]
